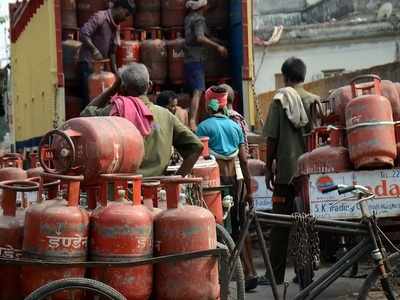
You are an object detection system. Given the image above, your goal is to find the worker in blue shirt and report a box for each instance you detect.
[196,85,258,291]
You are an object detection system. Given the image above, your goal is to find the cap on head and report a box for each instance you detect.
[205,85,228,113]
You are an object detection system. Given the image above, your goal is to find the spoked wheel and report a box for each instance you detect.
[217,224,245,300]
[358,252,400,300]
[24,278,127,300]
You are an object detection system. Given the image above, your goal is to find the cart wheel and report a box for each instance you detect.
[217,224,245,300]
[24,278,127,300]
[357,252,400,300]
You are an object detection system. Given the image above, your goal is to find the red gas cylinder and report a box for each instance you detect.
[327,86,353,126]
[396,82,400,97]
[120,16,134,28]
[329,80,400,126]
[26,162,44,178]
[0,153,24,168]
[192,137,223,224]
[382,80,400,120]
[248,144,266,176]
[300,127,352,175]
[90,174,153,300]
[39,117,145,185]
[155,177,219,300]
[142,180,163,216]
[346,75,397,169]
[88,59,116,100]
[77,0,109,27]
[161,0,185,27]
[116,28,141,68]
[167,30,185,85]
[141,30,167,85]
[62,0,78,29]
[0,156,27,181]
[206,0,229,28]
[297,131,318,176]
[0,168,27,181]
[135,0,161,29]
[62,31,81,83]
[22,174,89,299]
[0,180,39,300]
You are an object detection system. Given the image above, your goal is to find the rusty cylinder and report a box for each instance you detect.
[167,30,185,85]
[161,0,185,28]
[155,177,219,300]
[116,28,141,67]
[77,0,109,27]
[39,117,145,185]
[0,180,39,300]
[346,75,397,169]
[192,137,223,224]
[140,30,167,85]
[135,0,161,29]
[90,174,153,300]
[88,59,116,100]
[62,0,78,29]
[21,174,89,299]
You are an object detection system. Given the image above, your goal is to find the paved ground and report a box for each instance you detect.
[245,266,364,300]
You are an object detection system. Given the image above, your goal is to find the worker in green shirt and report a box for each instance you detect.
[80,63,203,177]
[262,57,320,285]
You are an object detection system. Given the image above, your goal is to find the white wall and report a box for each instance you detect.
[254,37,399,94]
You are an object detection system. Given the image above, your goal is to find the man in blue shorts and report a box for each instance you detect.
[184,0,228,131]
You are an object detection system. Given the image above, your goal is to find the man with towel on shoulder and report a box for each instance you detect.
[262,57,320,285]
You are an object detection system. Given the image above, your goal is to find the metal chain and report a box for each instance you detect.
[184,182,208,210]
[291,213,320,270]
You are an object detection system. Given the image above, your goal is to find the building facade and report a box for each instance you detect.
[254,0,400,94]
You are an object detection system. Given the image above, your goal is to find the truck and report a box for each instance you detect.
[8,0,256,157]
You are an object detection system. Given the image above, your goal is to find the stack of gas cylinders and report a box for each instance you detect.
[0,116,221,299]
[298,75,400,176]
[62,0,230,119]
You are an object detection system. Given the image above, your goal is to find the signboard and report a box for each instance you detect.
[309,169,400,220]
[252,176,273,211]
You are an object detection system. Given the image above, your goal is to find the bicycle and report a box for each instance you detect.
[256,184,400,300]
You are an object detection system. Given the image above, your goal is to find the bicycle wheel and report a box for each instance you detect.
[357,252,400,300]
[24,278,127,300]
[217,223,246,300]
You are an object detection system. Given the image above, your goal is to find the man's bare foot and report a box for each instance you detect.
[189,119,197,132]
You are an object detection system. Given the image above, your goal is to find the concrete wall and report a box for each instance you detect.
[254,62,400,130]
[303,0,354,23]
[254,0,306,14]
[254,37,399,94]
